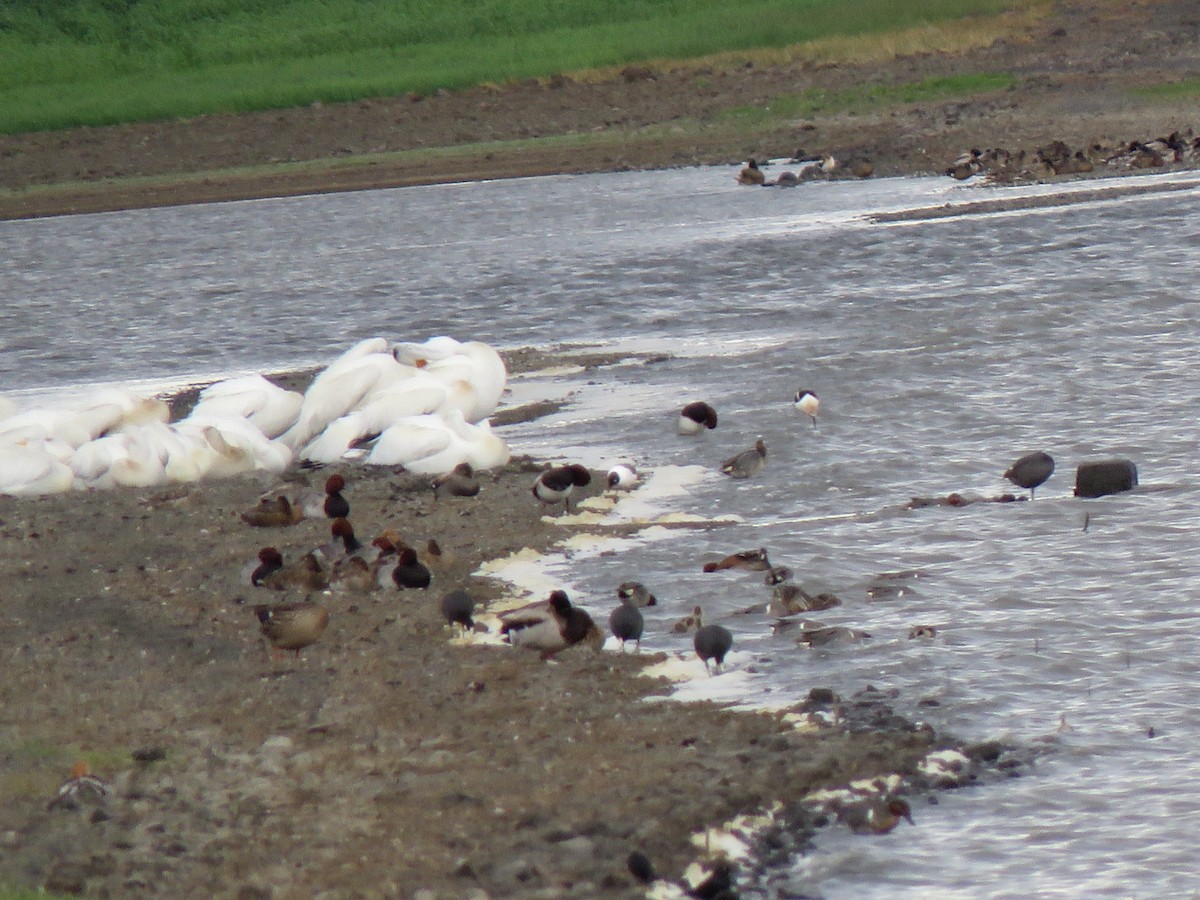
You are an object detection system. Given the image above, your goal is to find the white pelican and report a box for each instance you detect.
[190,374,304,439]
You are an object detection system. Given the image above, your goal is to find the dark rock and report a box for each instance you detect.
[1074,459,1138,497]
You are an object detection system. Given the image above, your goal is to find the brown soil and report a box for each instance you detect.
[2,0,1200,221]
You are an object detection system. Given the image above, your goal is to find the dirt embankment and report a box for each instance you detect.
[2,0,1200,219]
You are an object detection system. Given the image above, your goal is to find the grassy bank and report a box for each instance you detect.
[0,0,1032,133]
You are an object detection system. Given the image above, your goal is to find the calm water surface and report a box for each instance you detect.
[5,167,1200,897]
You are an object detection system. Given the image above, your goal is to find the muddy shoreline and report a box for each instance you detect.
[0,351,1026,897]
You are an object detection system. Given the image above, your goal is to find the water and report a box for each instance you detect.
[5,166,1200,897]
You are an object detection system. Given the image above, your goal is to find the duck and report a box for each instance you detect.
[240,495,303,528]
[626,851,656,885]
[1004,451,1055,499]
[720,439,767,478]
[606,463,639,490]
[389,546,432,590]
[737,158,766,185]
[499,590,603,656]
[769,583,842,616]
[795,623,872,647]
[772,170,799,187]
[672,605,704,634]
[694,624,734,675]
[678,401,718,435]
[703,547,771,573]
[793,389,820,427]
[617,581,657,608]
[836,797,914,835]
[764,565,794,585]
[48,760,110,811]
[317,517,363,564]
[253,602,329,658]
[532,463,592,513]
[440,589,476,631]
[299,473,351,519]
[609,594,645,652]
[247,547,284,586]
[257,550,329,592]
[423,538,454,573]
[329,555,376,592]
[432,462,480,498]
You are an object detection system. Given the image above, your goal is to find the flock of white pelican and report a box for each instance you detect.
[0,336,511,496]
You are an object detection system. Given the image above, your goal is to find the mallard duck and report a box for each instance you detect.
[769,583,841,616]
[616,581,657,607]
[720,439,767,478]
[703,547,771,573]
[608,594,645,652]
[694,624,733,675]
[737,158,766,185]
[300,473,350,519]
[240,495,302,528]
[672,605,703,634]
[532,464,592,513]
[678,401,718,435]
[253,602,329,658]
[431,461,480,498]
[793,389,820,428]
[499,590,602,655]
[1004,451,1055,499]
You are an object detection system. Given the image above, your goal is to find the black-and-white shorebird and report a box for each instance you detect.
[720,439,767,478]
[694,623,734,675]
[606,463,639,490]
[794,389,820,428]
[678,401,718,435]
[532,463,592,513]
[1004,451,1055,499]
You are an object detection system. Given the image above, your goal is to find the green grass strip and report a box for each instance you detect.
[0,0,1030,133]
